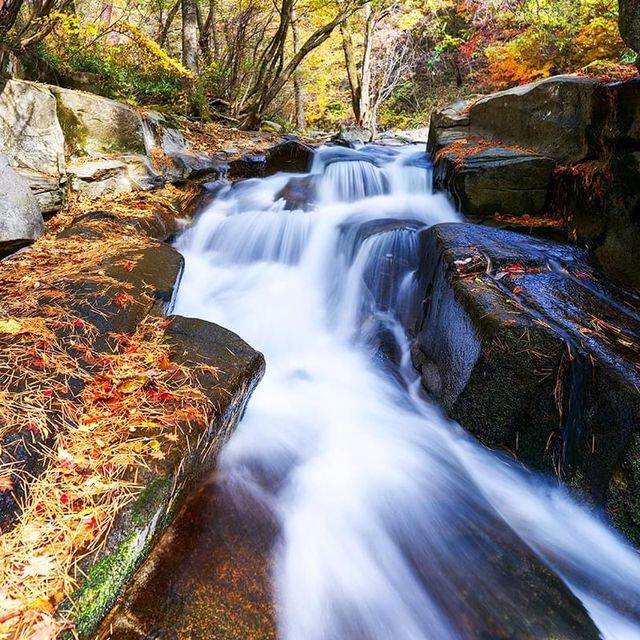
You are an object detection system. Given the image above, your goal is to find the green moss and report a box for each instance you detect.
[53,92,89,156]
[70,478,173,638]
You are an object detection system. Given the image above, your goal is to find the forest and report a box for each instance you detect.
[0,0,633,132]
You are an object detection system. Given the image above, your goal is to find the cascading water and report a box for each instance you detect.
[173,145,640,639]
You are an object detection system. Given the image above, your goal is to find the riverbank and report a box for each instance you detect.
[0,178,265,638]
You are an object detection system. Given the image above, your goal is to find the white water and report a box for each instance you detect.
[174,145,640,639]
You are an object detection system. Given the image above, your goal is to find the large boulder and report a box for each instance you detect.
[0,154,45,255]
[412,222,640,541]
[468,76,607,164]
[0,79,67,211]
[433,144,555,216]
[0,79,66,175]
[50,86,146,157]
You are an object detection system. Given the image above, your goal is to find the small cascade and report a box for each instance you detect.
[173,143,640,640]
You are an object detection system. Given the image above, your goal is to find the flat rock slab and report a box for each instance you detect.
[94,475,277,640]
[72,316,265,637]
[412,222,640,541]
[433,144,555,216]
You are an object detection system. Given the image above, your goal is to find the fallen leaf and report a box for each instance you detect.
[0,475,14,492]
[0,319,22,335]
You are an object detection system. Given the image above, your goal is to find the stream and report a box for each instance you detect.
[172,145,640,639]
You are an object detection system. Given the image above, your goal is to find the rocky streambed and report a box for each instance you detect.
[1,74,640,638]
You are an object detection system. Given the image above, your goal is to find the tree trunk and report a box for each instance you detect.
[291,7,306,130]
[242,1,364,129]
[340,19,362,123]
[182,0,199,73]
[359,2,375,130]
[619,0,640,61]
[158,0,180,46]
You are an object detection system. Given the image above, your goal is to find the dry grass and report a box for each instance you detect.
[0,187,217,639]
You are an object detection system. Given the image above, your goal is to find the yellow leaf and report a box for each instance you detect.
[0,319,22,334]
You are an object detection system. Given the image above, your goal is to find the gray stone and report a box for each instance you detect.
[165,151,220,182]
[468,75,605,164]
[0,79,66,176]
[69,156,163,197]
[50,86,146,157]
[433,145,555,216]
[0,154,45,253]
[142,111,189,155]
[428,100,472,153]
[16,169,66,213]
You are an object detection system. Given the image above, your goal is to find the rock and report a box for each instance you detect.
[433,144,555,216]
[165,151,221,182]
[50,86,146,157]
[333,124,374,146]
[69,156,163,198]
[264,140,315,175]
[412,222,640,541]
[16,168,66,213]
[468,75,607,164]
[71,316,265,638]
[274,175,316,210]
[0,79,66,176]
[0,154,45,255]
[260,120,283,133]
[428,100,472,153]
[228,155,265,179]
[612,78,640,145]
[142,111,189,155]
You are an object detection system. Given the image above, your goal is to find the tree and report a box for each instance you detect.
[619,0,640,58]
[182,0,198,73]
[239,0,367,127]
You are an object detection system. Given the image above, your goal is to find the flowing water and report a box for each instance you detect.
[173,145,640,639]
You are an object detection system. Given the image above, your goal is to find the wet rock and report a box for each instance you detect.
[50,85,146,157]
[413,223,640,540]
[166,151,222,182]
[58,216,185,348]
[72,317,265,638]
[274,175,316,210]
[433,144,555,216]
[468,75,607,164]
[0,154,45,255]
[228,155,266,179]
[264,140,315,175]
[94,476,277,640]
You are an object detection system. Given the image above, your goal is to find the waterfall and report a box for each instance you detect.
[173,144,640,640]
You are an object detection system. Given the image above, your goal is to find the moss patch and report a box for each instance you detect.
[70,478,172,637]
[53,91,89,156]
